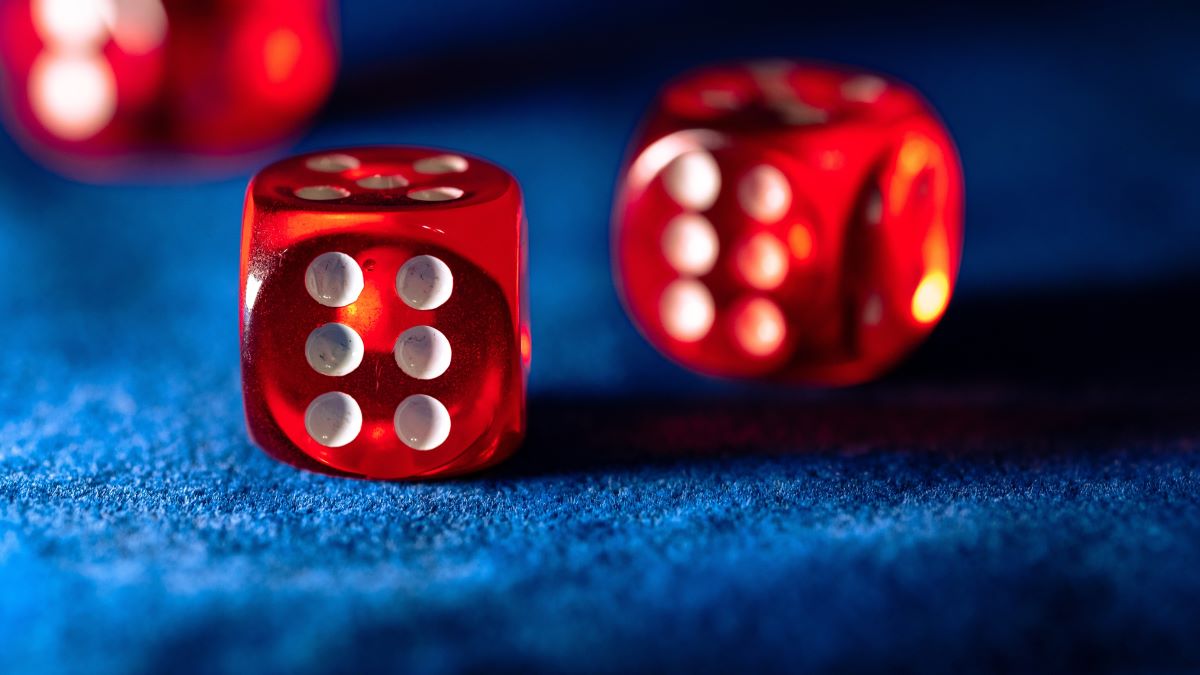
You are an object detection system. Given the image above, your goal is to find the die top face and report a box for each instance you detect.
[241,147,527,479]
[251,147,514,215]
[658,60,927,135]
[613,61,963,384]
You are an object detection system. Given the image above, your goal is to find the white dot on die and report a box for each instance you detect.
[295,185,350,201]
[408,187,464,202]
[29,52,116,141]
[737,232,789,291]
[662,150,721,211]
[748,59,796,97]
[394,325,452,380]
[862,293,884,326]
[394,394,451,451]
[738,165,792,223]
[413,154,469,175]
[733,297,787,357]
[774,99,828,126]
[32,0,110,49]
[305,323,365,377]
[305,153,360,173]
[661,213,719,276]
[699,89,740,110]
[660,279,715,342]
[842,75,887,103]
[865,188,883,225]
[357,174,408,189]
[108,0,168,55]
[306,252,364,308]
[396,255,453,310]
[305,392,362,448]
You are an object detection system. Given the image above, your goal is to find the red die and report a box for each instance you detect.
[0,0,337,177]
[613,60,963,385]
[240,147,529,479]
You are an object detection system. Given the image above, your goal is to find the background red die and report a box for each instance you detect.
[0,0,337,178]
[240,147,529,479]
[613,60,964,385]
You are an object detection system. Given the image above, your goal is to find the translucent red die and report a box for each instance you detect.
[613,60,964,385]
[240,147,529,479]
[0,0,337,177]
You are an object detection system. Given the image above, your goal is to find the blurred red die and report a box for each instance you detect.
[613,60,964,385]
[0,0,337,177]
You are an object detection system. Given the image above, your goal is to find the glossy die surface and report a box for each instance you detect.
[0,0,337,176]
[614,60,963,385]
[240,147,529,479]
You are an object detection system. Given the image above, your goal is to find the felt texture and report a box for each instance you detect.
[2,2,1200,673]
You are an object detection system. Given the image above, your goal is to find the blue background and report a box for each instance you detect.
[3,1,1200,672]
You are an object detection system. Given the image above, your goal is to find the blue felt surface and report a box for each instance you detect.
[3,2,1200,673]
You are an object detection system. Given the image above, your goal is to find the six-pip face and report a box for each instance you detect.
[240,147,528,479]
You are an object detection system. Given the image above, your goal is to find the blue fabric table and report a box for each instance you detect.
[2,3,1200,672]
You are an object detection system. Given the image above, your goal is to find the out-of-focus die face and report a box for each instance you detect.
[241,147,529,479]
[613,61,963,385]
[0,0,336,175]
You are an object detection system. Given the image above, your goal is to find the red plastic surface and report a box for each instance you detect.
[240,147,528,479]
[613,60,964,384]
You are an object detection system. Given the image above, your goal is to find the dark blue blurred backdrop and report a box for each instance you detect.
[2,1,1200,673]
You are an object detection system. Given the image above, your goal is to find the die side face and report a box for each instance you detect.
[614,61,963,384]
[0,0,336,168]
[241,147,526,479]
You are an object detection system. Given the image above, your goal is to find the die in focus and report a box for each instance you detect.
[240,147,529,479]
